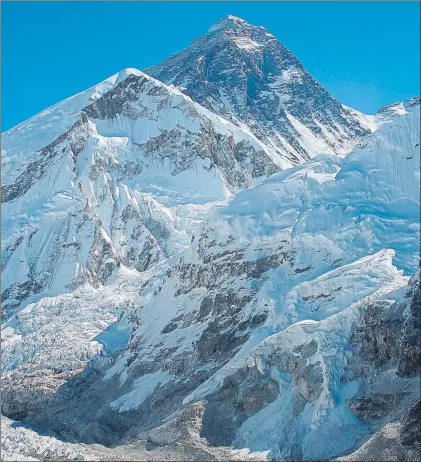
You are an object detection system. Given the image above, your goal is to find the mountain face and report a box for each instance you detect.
[1,68,281,319]
[148,15,376,167]
[2,93,419,461]
[1,14,420,462]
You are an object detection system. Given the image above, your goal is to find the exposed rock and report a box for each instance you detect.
[148,15,375,166]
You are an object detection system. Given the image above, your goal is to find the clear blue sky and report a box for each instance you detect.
[2,1,420,131]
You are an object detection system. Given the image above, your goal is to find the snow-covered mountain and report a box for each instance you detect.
[1,16,404,321]
[1,14,420,462]
[148,15,377,166]
[2,89,419,460]
[1,67,283,319]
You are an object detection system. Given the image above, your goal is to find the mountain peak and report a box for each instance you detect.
[147,15,373,166]
[205,15,275,53]
[207,14,253,34]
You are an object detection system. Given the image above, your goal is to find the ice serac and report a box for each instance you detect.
[147,15,376,167]
[1,68,280,318]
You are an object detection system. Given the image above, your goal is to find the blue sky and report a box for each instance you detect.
[2,1,420,131]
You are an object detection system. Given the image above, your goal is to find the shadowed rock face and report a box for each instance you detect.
[337,400,421,462]
[343,269,420,448]
[83,75,151,120]
[200,367,280,446]
[400,400,421,448]
[148,15,372,166]
[398,271,421,378]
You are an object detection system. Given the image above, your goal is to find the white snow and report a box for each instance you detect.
[110,370,174,413]
[232,37,262,51]
[2,65,283,321]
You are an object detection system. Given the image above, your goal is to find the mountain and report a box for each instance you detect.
[376,95,421,124]
[2,95,419,460]
[1,68,282,319]
[0,16,403,319]
[1,14,420,462]
[148,15,377,167]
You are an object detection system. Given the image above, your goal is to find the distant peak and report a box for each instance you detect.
[115,68,145,82]
[207,14,250,33]
[377,95,420,115]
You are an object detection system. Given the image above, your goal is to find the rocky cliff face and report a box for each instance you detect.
[148,15,376,167]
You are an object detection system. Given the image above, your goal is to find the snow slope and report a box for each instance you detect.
[100,99,419,454]
[375,96,421,125]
